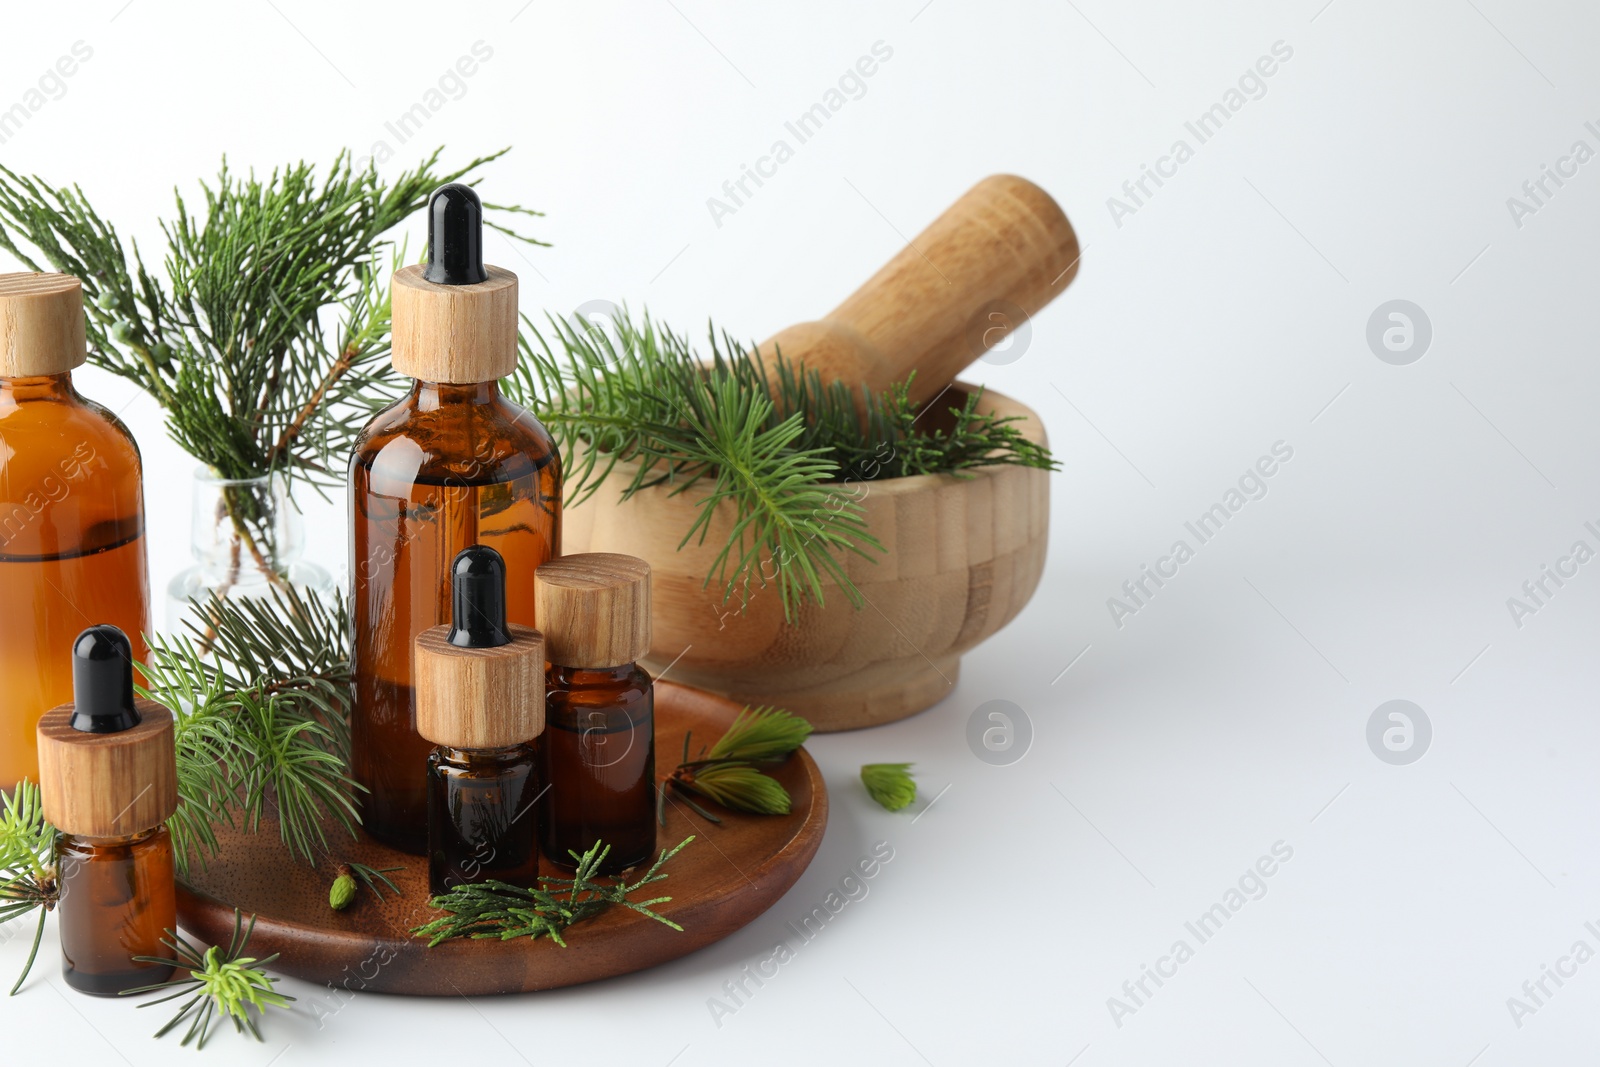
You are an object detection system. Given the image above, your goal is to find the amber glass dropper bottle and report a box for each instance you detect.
[536,552,657,874]
[350,186,561,853]
[416,545,545,893]
[0,273,151,792]
[37,624,177,996]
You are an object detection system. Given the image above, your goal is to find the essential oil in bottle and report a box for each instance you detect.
[350,185,560,853]
[36,625,176,996]
[416,545,546,894]
[0,274,151,792]
[536,552,656,874]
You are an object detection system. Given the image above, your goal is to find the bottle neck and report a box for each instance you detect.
[436,743,533,768]
[64,825,163,849]
[0,371,78,408]
[550,663,638,688]
[411,379,501,410]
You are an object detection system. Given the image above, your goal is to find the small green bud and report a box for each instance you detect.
[329,872,357,911]
[861,763,917,812]
[110,321,134,345]
[150,343,174,367]
[94,289,119,311]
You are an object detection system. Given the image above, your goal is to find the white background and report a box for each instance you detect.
[3,0,1599,1063]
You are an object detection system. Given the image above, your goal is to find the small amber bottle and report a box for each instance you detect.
[536,552,656,874]
[36,625,177,996]
[0,274,151,792]
[350,185,560,854]
[416,546,546,894]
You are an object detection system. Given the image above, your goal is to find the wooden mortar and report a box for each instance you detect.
[564,385,1049,730]
[567,175,1071,730]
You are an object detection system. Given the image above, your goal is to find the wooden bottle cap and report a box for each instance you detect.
[390,264,519,383]
[37,699,178,838]
[535,553,652,668]
[415,624,545,749]
[0,273,88,377]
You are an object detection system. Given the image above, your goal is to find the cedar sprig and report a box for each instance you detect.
[413,836,694,948]
[123,910,294,1049]
[0,780,55,995]
[661,706,812,821]
[861,763,917,811]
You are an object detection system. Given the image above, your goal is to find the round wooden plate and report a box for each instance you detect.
[175,681,827,995]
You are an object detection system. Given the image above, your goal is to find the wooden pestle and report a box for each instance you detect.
[759,174,1079,406]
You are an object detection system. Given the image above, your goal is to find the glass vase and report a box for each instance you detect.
[165,469,333,637]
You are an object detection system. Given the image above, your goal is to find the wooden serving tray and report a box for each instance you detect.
[175,682,827,995]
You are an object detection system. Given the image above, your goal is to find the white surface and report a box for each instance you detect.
[2,0,1597,1063]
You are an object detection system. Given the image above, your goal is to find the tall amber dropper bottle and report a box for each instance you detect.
[0,273,150,792]
[350,186,560,853]
[37,624,177,996]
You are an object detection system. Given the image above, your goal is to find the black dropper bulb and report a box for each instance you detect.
[423,183,488,286]
[447,545,512,649]
[69,624,141,734]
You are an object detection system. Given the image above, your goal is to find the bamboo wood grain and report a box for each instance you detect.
[390,264,519,383]
[414,623,544,749]
[36,698,177,837]
[563,384,1050,730]
[0,272,87,377]
[535,553,652,668]
[759,175,1079,405]
[174,681,827,996]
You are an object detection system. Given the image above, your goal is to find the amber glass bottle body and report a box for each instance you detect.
[426,743,542,894]
[543,663,656,873]
[56,825,175,996]
[350,380,560,854]
[0,373,149,791]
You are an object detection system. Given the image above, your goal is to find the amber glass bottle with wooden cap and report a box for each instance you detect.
[416,546,545,893]
[36,625,176,996]
[0,273,150,792]
[350,185,560,853]
[536,552,656,874]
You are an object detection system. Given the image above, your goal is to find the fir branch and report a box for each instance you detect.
[124,911,294,1049]
[0,147,544,488]
[139,586,360,875]
[861,763,917,811]
[0,780,55,995]
[413,837,694,947]
[513,311,880,618]
[508,308,1056,619]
